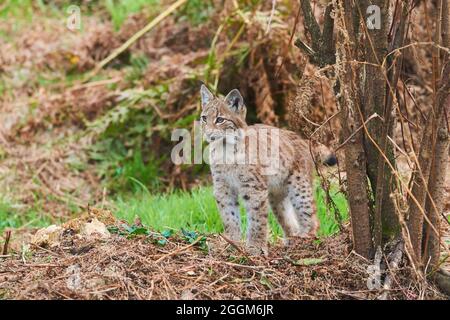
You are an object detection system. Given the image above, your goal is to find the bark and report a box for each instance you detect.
[422,0,449,269]
[296,1,335,68]
[411,85,449,262]
[408,0,450,264]
[408,119,434,262]
[358,0,399,246]
[423,110,449,268]
[339,99,373,257]
[376,1,410,243]
[338,0,373,258]
[299,0,322,55]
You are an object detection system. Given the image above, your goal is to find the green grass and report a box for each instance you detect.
[105,0,159,30]
[113,183,348,241]
[315,182,348,236]
[0,198,53,231]
[0,179,347,244]
[0,183,348,241]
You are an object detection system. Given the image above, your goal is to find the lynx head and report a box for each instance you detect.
[199,85,247,144]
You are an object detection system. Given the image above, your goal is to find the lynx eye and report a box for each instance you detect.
[215,117,225,124]
[201,115,207,122]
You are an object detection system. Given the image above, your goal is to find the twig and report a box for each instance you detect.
[88,286,120,295]
[219,234,256,264]
[86,0,188,80]
[24,263,62,268]
[336,290,367,299]
[2,230,11,255]
[69,77,121,92]
[334,113,382,152]
[275,2,302,77]
[192,257,265,270]
[154,236,203,264]
[30,243,64,257]
[265,0,277,34]
[309,111,341,136]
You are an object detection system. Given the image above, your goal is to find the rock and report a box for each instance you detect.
[80,218,110,239]
[29,208,112,248]
[31,225,63,247]
[180,289,196,300]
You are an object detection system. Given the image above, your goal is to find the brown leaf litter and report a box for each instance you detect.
[0,211,445,300]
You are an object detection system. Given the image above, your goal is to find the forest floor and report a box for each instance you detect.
[0,177,447,300]
[0,214,446,300]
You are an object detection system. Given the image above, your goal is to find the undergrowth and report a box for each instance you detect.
[0,0,349,242]
[113,182,348,241]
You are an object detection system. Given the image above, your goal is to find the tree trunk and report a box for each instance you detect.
[337,0,373,258]
[423,110,449,268]
[296,0,373,258]
[360,0,400,246]
[340,109,373,258]
[422,0,450,269]
[408,0,450,264]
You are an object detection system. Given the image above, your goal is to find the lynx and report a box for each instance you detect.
[200,85,336,256]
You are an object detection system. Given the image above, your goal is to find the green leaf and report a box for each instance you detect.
[259,275,273,290]
[129,227,148,235]
[107,226,119,234]
[157,238,168,246]
[161,229,173,238]
[181,228,198,243]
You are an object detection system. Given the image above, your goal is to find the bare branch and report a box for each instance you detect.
[300,0,322,53]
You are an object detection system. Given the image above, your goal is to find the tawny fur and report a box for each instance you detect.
[200,85,326,256]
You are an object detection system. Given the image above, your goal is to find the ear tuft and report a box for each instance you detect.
[200,84,214,108]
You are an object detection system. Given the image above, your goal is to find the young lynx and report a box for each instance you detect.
[200,85,336,256]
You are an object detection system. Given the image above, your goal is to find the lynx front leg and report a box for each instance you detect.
[213,179,241,242]
[241,180,269,256]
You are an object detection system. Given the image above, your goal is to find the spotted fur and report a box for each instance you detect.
[200,85,331,256]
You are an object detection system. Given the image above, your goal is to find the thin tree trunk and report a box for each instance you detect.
[423,110,449,268]
[296,0,373,257]
[359,0,399,247]
[422,0,449,270]
[338,0,373,258]
[339,96,373,258]
[376,1,410,243]
[408,122,434,262]
[408,0,450,264]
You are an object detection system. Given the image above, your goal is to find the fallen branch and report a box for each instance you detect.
[377,240,404,300]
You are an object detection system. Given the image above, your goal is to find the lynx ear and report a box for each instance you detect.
[224,89,245,114]
[200,84,214,108]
